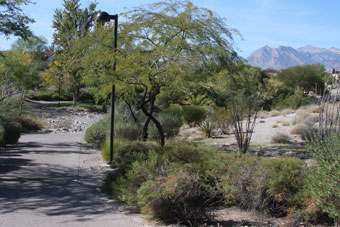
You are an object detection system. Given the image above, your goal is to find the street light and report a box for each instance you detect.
[96,11,118,164]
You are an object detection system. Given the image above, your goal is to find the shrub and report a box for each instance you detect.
[115,120,141,141]
[281,120,290,126]
[208,108,232,129]
[182,105,206,127]
[8,116,42,133]
[149,112,183,140]
[290,123,309,135]
[137,169,223,225]
[259,158,306,217]
[0,124,6,146]
[198,120,215,138]
[307,135,340,224]
[281,108,295,115]
[270,110,280,117]
[3,122,22,144]
[272,124,279,128]
[271,133,291,144]
[84,116,109,148]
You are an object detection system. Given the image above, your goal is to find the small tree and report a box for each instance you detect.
[229,92,260,154]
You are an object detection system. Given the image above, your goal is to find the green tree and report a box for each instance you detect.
[85,0,239,146]
[52,0,96,105]
[0,51,40,115]
[11,36,51,72]
[0,0,34,39]
[277,64,326,94]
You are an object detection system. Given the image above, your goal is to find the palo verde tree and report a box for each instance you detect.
[0,0,34,39]
[52,0,96,105]
[85,0,239,146]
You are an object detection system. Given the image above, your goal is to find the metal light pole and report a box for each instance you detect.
[96,11,118,164]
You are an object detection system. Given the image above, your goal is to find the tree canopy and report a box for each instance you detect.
[0,0,34,39]
[84,0,240,146]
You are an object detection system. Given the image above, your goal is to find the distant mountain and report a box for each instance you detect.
[246,45,340,72]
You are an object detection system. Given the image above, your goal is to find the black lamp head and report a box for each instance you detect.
[96,11,110,23]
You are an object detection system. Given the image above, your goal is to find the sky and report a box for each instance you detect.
[1,0,340,57]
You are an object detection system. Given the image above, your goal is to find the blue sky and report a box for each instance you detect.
[1,0,340,57]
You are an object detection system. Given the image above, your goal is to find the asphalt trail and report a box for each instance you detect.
[0,133,148,227]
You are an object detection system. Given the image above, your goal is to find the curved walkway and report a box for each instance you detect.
[0,133,151,227]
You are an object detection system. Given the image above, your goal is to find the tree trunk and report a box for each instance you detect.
[140,104,165,146]
[73,89,80,106]
[139,89,164,146]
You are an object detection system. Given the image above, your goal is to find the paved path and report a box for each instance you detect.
[0,133,150,227]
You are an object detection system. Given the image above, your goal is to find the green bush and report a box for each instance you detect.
[8,116,42,133]
[259,158,306,217]
[149,112,183,140]
[115,121,141,141]
[3,122,22,144]
[0,124,6,146]
[27,91,72,101]
[101,141,312,224]
[307,135,340,223]
[84,116,109,148]
[182,105,206,127]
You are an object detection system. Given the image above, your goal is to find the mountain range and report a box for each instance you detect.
[246,45,340,72]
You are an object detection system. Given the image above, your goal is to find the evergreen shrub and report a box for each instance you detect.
[3,122,22,144]
[182,105,206,127]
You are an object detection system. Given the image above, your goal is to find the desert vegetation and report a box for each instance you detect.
[2,0,340,226]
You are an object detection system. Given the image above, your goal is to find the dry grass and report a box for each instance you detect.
[276,119,282,124]
[281,108,295,115]
[305,105,320,113]
[271,133,291,144]
[290,123,309,135]
[272,124,279,128]
[281,120,290,126]
[302,113,319,126]
[270,110,280,117]
[257,111,269,119]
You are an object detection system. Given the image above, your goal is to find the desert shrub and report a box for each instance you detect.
[270,110,280,117]
[301,114,319,126]
[182,105,206,127]
[3,122,22,144]
[115,120,141,141]
[307,135,340,224]
[163,105,182,118]
[8,116,42,133]
[290,123,316,140]
[84,115,109,148]
[290,123,309,135]
[0,124,6,146]
[0,97,32,117]
[258,158,306,217]
[272,124,279,128]
[305,105,320,114]
[271,133,291,144]
[281,108,295,115]
[137,168,223,225]
[257,111,269,119]
[281,120,290,126]
[149,112,183,140]
[221,156,306,217]
[198,120,215,138]
[208,108,232,129]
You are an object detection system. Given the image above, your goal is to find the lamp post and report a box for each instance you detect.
[96,11,118,164]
